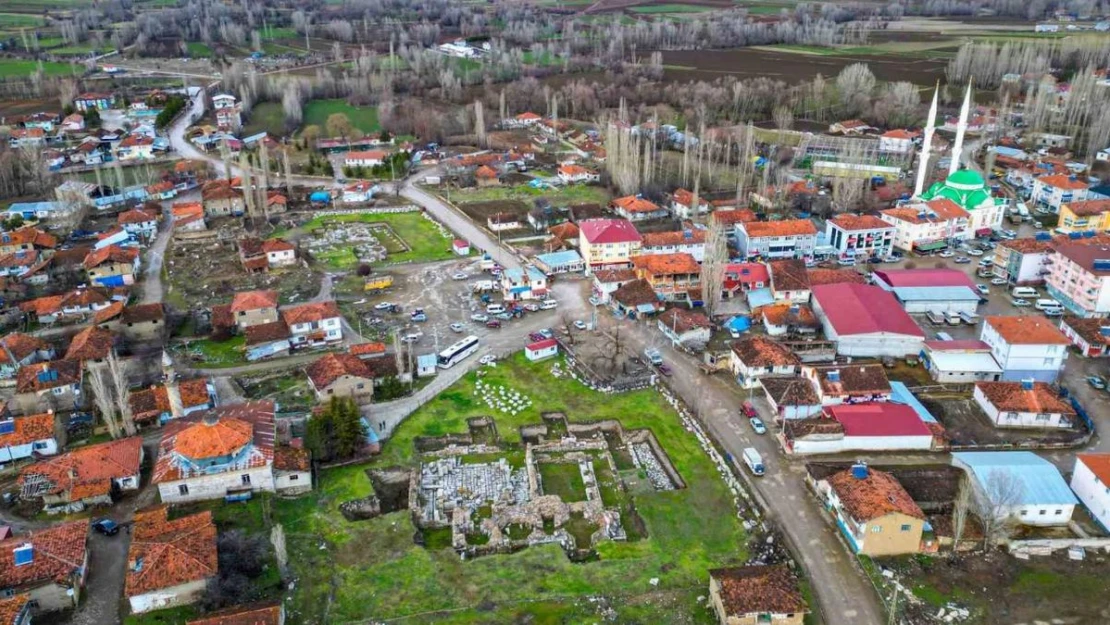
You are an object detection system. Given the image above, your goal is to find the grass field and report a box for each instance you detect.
[0,12,43,27]
[0,58,80,77]
[241,102,287,138]
[628,3,713,13]
[184,41,212,57]
[271,352,748,623]
[294,211,456,267]
[447,183,611,205]
[176,335,246,368]
[537,462,587,501]
[302,99,379,134]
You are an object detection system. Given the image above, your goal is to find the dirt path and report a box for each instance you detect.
[139,201,177,305]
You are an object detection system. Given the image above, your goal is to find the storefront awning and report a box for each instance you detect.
[914,240,947,252]
[975,227,993,236]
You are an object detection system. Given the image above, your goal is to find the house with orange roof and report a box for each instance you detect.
[238,237,296,273]
[631,253,701,302]
[344,150,387,168]
[128,378,216,425]
[669,188,709,219]
[1056,199,1110,234]
[83,245,140,287]
[828,119,873,135]
[0,410,59,466]
[64,326,117,365]
[815,465,926,556]
[640,228,706,262]
[880,199,970,253]
[505,111,541,128]
[0,226,58,257]
[879,129,920,154]
[116,133,155,161]
[14,360,84,415]
[117,208,159,240]
[658,308,712,346]
[729,336,801,388]
[610,195,667,222]
[980,315,1069,382]
[0,333,55,379]
[280,300,343,347]
[201,180,245,217]
[736,219,818,259]
[973,380,1077,429]
[556,164,598,185]
[153,401,307,503]
[125,506,217,614]
[474,165,501,187]
[19,437,143,509]
[1071,454,1110,532]
[187,602,285,625]
[306,353,375,403]
[171,202,207,233]
[229,290,280,330]
[0,520,89,614]
[824,214,895,260]
[1031,173,1089,211]
[0,594,30,625]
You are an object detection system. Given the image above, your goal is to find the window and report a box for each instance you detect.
[357,383,365,390]
[871,526,882,533]
[1021,509,1028,516]
[900,524,911,532]
[1039,509,1046,516]
[288,474,299,481]
[241,474,251,485]
[178,484,189,496]
[1055,509,1063,515]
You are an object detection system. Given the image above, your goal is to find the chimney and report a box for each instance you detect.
[828,369,840,383]
[851,463,869,480]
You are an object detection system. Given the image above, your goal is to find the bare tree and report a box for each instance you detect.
[952,474,972,549]
[87,365,122,440]
[973,469,1025,549]
[836,63,876,117]
[701,216,728,318]
[474,100,486,148]
[559,312,578,345]
[107,351,136,437]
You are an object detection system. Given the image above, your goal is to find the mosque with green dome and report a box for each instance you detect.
[919,168,1007,236]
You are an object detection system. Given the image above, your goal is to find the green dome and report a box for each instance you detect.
[920,168,991,211]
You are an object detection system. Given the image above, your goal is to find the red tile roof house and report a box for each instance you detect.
[117,208,159,241]
[238,237,296,273]
[729,336,801,389]
[578,218,643,274]
[0,594,31,625]
[280,301,343,348]
[18,437,144,511]
[153,401,308,504]
[810,283,925,358]
[669,188,710,218]
[708,564,808,625]
[610,195,668,222]
[125,506,217,614]
[785,403,935,455]
[64,325,117,366]
[187,602,285,625]
[722,262,769,299]
[802,363,892,405]
[631,253,701,302]
[657,308,712,347]
[228,290,280,330]
[0,521,89,615]
[973,380,1078,429]
[306,353,375,403]
[0,411,60,467]
[83,245,140,287]
[0,333,55,379]
[812,465,928,556]
[1058,315,1110,357]
[128,378,216,426]
[14,360,84,416]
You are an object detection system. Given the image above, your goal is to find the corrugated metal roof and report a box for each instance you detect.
[952,451,1078,506]
[927,351,1002,374]
[892,286,981,302]
[535,250,582,266]
[889,381,937,424]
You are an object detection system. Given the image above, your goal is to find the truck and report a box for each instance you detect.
[471,280,497,292]
[742,448,765,476]
[644,347,663,366]
[364,276,394,292]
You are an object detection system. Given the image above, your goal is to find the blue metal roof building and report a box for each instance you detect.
[534,250,584,274]
[952,451,1078,507]
[889,381,936,424]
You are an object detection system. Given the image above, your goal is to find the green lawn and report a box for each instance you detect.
[629,3,713,13]
[266,352,748,622]
[296,211,457,267]
[123,605,199,625]
[50,42,115,55]
[302,99,380,134]
[537,462,587,501]
[0,58,81,77]
[177,335,246,368]
[185,41,212,57]
[448,183,610,205]
[0,12,44,27]
[241,102,287,138]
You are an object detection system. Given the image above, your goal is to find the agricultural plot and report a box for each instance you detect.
[0,59,81,78]
[270,353,749,623]
[448,182,611,205]
[660,47,947,85]
[302,99,380,134]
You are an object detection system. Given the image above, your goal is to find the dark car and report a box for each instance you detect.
[656,363,672,376]
[529,332,546,342]
[92,519,120,536]
[486,320,502,329]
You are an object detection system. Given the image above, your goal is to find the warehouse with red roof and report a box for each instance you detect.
[811,283,924,357]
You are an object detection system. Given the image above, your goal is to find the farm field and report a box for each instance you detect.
[628,3,714,13]
[447,183,611,206]
[660,47,947,85]
[302,99,380,134]
[0,58,82,78]
[271,353,749,624]
[241,102,287,138]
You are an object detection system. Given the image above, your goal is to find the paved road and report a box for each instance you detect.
[139,201,177,305]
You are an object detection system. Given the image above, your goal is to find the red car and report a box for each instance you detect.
[741,401,758,419]
[486,320,502,329]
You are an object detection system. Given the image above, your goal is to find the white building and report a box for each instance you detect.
[281,301,343,348]
[1070,454,1110,532]
[921,340,1002,383]
[729,336,800,388]
[640,229,706,263]
[736,219,818,259]
[0,412,58,466]
[973,380,1077,429]
[879,129,918,154]
[824,214,895,260]
[811,283,925,358]
[952,451,1078,527]
[980,316,1069,383]
[992,237,1054,285]
[212,94,242,132]
[880,199,970,253]
[1031,174,1090,212]
[344,150,387,168]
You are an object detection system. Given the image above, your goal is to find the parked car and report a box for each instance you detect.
[374,302,395,310]
[1011,298,1031,307]
[450,322,465,333]
[741,401,758,419]
[656,363,672,376]
[523,303,540,312]
[939,250,955,258]
[976,284,990,296]
[529,332,546,342]
[485,319,502,329]
[978,258,993,267]
[471,313,489,322]
[495,312,513,321]
[92,519,120,536]
[749,417,767,435]
[479,354,496,365]
[573,320,587,330]
[451,272,468,280]
[538,328,554,339]
[954,257,971,264]
[991,277,1007,286]
[1088,376,1106,390]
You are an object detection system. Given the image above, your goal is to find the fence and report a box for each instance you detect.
[309,206,420,218]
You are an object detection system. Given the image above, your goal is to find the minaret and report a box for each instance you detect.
[949,81,973,176]
[913,84,939,198]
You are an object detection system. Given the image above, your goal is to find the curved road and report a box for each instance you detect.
[166,93,880,624]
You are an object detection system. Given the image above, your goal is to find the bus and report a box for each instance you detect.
[438,335,480,369]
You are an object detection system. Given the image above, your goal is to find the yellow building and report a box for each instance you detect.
[821,466,927,557]
[1058,199,1110,234]
[578,218,642,274]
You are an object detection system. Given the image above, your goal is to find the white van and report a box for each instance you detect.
[1012,286,1037,298]
[925,311,945,325]
[958,311,980,325]
[485,303,505,314]
[944,311,962,326]
[540,299,558,310]
[1035,298,1062,312]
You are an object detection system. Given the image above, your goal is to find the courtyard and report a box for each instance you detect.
[267,352,750,623]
